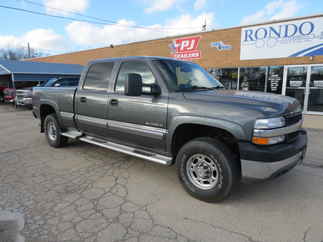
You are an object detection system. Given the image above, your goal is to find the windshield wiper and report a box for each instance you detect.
[191,85,225,90]
[212,85,225,89]
[176,85,224,92]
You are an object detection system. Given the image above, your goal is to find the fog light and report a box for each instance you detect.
[252,135,285,145]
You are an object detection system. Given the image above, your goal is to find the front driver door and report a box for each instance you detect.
[108,60,168,154]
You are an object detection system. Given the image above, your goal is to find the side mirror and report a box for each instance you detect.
[142,84,161,96]
[54,83,61,87]
[125,73,142,96]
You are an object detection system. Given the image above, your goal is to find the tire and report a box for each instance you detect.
[44,114,68,148]
[176,137,240,202]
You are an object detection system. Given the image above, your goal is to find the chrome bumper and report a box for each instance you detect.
[241,151,305,180]
[16,97,32,106]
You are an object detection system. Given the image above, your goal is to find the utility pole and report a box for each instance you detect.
[202,19,207,32]
[27,42,31,58]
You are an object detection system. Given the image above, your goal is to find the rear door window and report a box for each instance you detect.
[83,62,114,90]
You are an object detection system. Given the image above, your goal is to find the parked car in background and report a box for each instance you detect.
[40,77,79,88]
[3,88,16,104]
[12,81,39,108]
[0,79,12,103]
[15,88,33,108]
[15,78,79,108]
[0,86,5,103]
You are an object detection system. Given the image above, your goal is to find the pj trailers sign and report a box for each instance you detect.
[240,17,323,60]
[169,36,201,60]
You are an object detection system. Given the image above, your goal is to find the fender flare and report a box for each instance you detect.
[39,100,62,131]
[167,115,247,154]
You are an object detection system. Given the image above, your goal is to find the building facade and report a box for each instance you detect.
[30,14,323,115]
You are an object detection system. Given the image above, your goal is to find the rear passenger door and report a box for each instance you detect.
[108,60,168,153]
[75,62,114,138]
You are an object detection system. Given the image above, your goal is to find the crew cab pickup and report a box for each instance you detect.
[32,56,307,202]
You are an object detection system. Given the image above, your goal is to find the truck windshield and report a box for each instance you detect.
[154,60,224,92]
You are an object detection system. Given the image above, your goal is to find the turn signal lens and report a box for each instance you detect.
[252,135,285,145]
[252,137,270,145]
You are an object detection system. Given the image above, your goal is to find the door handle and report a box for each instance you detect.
[80,97,87,103]
[110,99,118,105]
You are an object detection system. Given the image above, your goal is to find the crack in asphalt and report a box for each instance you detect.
[1,108,323,242]
[183,217,261,242]
[0,145,193,242]
[302,163,323,169]
[302,226,311,242]
[0,146,33,156]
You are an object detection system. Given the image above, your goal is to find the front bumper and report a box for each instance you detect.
[16,97,32,106]
[239,129,307,180]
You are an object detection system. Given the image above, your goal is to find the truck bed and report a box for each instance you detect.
[32,86,77,129]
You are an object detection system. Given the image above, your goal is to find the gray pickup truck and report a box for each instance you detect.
[32,56,307,202]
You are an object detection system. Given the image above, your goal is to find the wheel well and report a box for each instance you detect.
[172,124,240,159]
[40,104,56,132]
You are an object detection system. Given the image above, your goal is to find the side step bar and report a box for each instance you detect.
[79,136,173,166]
[61,129,83,139]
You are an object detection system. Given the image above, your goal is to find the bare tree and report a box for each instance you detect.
[0,47,47,60]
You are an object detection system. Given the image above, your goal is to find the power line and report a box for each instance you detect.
[0,4,113,25]
[20,0,118,24]
[13,0,200,31]
[0,4,170,33]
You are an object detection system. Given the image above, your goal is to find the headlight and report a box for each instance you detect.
[252,135,285,145]
[254,117,285,129]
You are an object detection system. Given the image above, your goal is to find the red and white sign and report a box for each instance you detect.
[170,36,201,60]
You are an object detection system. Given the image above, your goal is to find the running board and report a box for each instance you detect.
[61,129,83,139]
[79,136,173,166]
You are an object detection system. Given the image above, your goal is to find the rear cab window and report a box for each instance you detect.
[83,62,114,91]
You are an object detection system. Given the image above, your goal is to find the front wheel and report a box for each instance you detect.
[44,114,68,148]
[176,137,240,202]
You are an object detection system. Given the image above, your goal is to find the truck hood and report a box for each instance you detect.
[183,90,301,116]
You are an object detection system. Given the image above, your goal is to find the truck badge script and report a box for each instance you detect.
[169,36,201,60]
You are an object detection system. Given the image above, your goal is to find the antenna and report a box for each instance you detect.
[27,42,31,58]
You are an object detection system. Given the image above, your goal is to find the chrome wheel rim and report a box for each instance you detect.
[186,154,219,190]
[47,120,57,141]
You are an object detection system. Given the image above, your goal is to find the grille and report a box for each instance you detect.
[284,112,302,126]
[286,132,299,143]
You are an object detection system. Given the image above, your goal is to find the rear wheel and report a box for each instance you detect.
[176,137,239,202]
[44,114,68,148]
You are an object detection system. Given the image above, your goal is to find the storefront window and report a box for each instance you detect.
[267,66,283,94]
[285,66,307,108]
[219,68,238,90]
[308,66,323,112]
[208,68,238,90]
[239,67,266,92]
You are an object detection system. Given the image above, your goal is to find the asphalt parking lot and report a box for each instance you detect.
[0,104,323,242]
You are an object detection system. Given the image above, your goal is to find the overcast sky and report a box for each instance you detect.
[0,0,322,55]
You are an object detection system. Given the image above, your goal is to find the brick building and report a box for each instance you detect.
[30,14,323,117]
